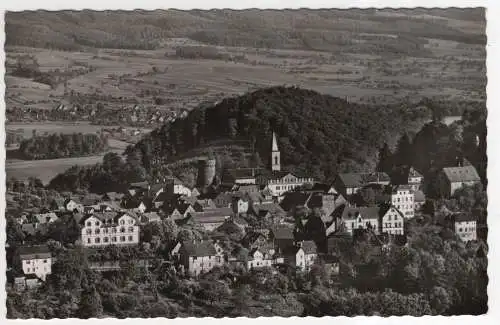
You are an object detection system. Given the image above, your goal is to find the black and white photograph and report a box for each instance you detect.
[2,5,489,319]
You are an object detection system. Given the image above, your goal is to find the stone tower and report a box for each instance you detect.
[271,132,281,171]
[197,158,216,188]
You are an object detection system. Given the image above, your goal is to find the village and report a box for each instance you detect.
[5,129,485,291]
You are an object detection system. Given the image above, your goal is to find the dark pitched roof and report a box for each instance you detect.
[271,225,294,240]
[450,212,477,223]
[341,206,380,221]
[224,168,258,180]
[18,245,51,259]
[182,241,217,257]
[442,165,481,183]
[150,183,166,194]
[408,167,423,178]
[414,190,426,202]
[338,172,390,188]
[302,240,317,254]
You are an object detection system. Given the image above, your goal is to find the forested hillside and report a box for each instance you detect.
[5,9,485,51]
[131,86,428,181]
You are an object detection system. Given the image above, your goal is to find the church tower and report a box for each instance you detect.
[271,132,281,171]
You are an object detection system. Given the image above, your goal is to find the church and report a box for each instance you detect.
[221,132,315,199]
[255,132,315,199]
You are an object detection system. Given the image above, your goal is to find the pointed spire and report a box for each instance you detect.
[272,132,279,152]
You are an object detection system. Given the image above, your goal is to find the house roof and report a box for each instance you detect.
[150,183,166,194]
[414,190,426,202]
[341,205,380,221]
[182,241,217,257]
[442,165,481,183]
[392,184,413,192]
[337,172,390,188]
[255,203,285,216]
[130,181,149,189]
[18,245,51,260]
[142,212,161,222]
[189,207,233,223]
[270,225,294,240]
[302,240,317,254]
[451,212,477,223]
[224,168,258,180]
[408,167,423,178]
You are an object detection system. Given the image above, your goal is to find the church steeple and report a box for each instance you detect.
[271,132,281,171]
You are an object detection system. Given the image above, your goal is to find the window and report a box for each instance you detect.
[112,228,117,233]
[95,237,101,243]
[128,227,134,233]
[25,261,30,264]
[120,236,125,242]
[86,222,91,227]
[128,236,133,241]
[112,237,117,242]
[104,228,108,234]
[129,219,133,225]
[87,238,91,244]
[120,227,125,233]
[459,228,463,232]
[95,221,100,226]
[43,259,47,263]
[104,237,109,243]
[95,229,100,235]
[86,229,92,235]
[120,220,125,225]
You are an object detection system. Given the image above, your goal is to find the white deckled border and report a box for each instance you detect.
[0,1,497,325]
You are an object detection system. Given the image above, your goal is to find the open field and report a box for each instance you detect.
[6,122,152,139]
[5,9,486,112]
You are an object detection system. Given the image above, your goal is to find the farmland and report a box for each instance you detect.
[4,9,486,183]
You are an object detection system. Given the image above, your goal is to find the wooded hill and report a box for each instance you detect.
[131,86,428,182]
[6,9,485,51]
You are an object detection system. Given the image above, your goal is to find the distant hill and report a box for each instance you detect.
[132,86,428,181]
[5,8,486,51]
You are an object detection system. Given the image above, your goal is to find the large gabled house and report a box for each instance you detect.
[17,245,52,281]
[179,241,225,276]
[333,205,380,235]
[80,212,140,247]
[437,165,481,198]
[445,212,477,243]
[333,172,390,197]
[379,205,405,235]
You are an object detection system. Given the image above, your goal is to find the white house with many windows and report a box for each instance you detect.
[18,245,52,281]
[80,212,140,247]
[380,205,405,235]
[390,185,415,219]
[448,213,477,242]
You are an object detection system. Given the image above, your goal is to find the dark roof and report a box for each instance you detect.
[337,172,390,188]
[189,207,233,223]
[130,181,149,189]
[442,165,481,183]
[271,225,294,240]
[256,203,285,215]
[18,245,51,259]
[224,168,258,180]
[234,184,260,193]
[182,241,217,257]
[241,231,268,248]
[414,190,426,202]
[154,191,171,203]
[280,192,310,210]
[341,206,380,221]
[150,183,166,194]
[302,240,317,254]
[451,212,477,223]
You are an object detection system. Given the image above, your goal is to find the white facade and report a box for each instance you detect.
[174,184,192,197]
[247,250,273,269]
[454,220,477,242]
[380,207,405,235]
[391,187,415,219]
[81,214,140,247]
[234,198,250,214]
[344,215,379,235]
[264,173,315,197]
[21,256,52,281]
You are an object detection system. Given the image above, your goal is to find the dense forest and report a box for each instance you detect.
[18,132,108,160]
[5,9,485,51]
[130,86,428,182]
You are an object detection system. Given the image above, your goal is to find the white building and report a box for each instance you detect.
[380,205,405,235]
[449,213,477,242]
[391,185,415,219]
[179,241,225,276]
[247,248,273,269]
[337,205,380,235]
[80,212,140,247]
[407,167,423,191]
[166,177,192,197]
[18,245,52,281]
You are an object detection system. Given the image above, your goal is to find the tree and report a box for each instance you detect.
[394,133,412,167]
[376,142,393,173]
[77,288,103,319]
